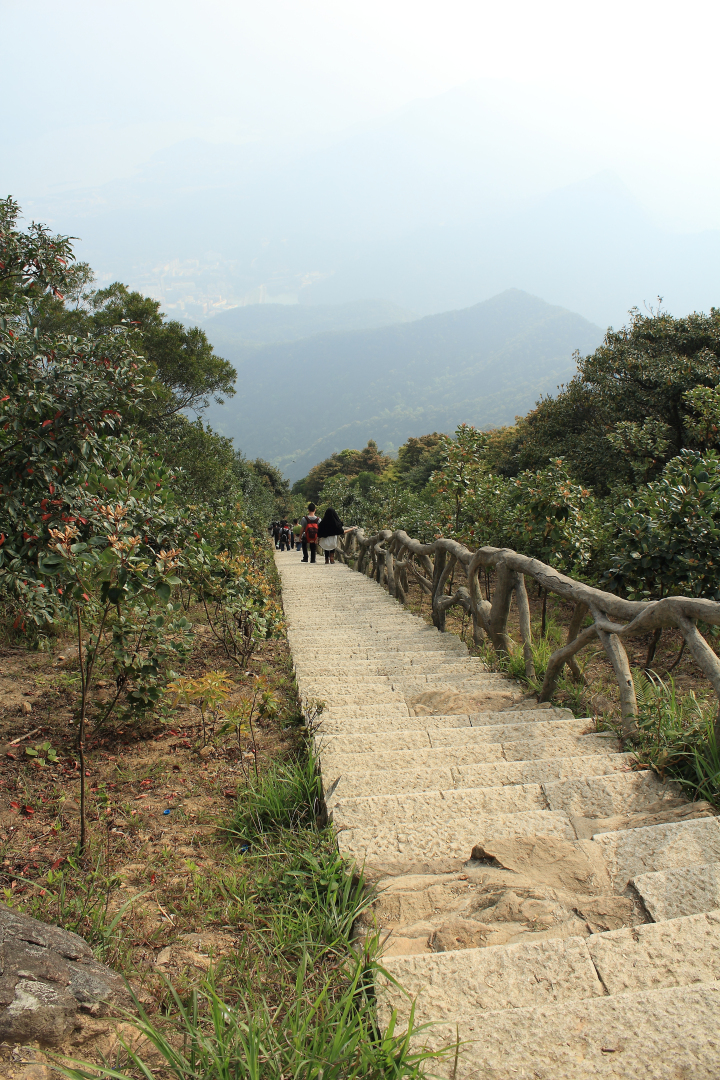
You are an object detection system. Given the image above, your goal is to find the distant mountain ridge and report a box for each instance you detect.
[205,289,604,482]
[201,298,414,349]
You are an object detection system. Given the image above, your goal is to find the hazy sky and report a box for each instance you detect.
[4,0,720,231]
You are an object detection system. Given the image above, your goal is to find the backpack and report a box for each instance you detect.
[305,517,319,543]
[281,526,291,542]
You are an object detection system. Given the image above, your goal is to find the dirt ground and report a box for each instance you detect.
[0,596,302,1072]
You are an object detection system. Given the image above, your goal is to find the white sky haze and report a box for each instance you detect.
[2,0,719,326]
[3,0,719,225]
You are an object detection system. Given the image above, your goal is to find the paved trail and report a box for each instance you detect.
[277,553,720,1079]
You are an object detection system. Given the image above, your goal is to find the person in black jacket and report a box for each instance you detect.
[317,506,346,564]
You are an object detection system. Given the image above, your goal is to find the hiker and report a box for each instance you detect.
[300,503,320,563]
[272,521,281,549]
[318,506,346,564]
[292,519,303,550]
[279,521,292,551]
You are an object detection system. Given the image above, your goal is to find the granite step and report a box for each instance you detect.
[330,770,681,831]
[338,796,717,867]
[337,808,577,864]
[397,981,720,1079]
[299,675,509,692]
[591,817,720,890]
[318,717,594,755]
[633,861,720,921]
[294,657,488,670]
[320,732,621,775]
[331,782,550,829]
[325,752,637,801]
[378,909,720,1028]
[317,706,574,734]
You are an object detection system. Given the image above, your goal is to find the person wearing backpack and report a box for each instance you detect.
[300,503,320,563]
[279,521,292,551]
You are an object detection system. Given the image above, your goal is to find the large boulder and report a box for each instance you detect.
[0,904,136,1045]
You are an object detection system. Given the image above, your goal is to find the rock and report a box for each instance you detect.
[569,799,716,840]
[471,836,612,895]
[431,917,495,951]
[572,896,635,933]
[359,859,639,958]
[410,688,518,715]
[20,1067,50,1080]
[0,904,138,1046]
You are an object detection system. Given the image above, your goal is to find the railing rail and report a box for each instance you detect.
[336,527,720,744]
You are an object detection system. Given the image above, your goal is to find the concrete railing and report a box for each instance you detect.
[336,527,720,744]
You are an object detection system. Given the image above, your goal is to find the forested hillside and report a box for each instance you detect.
[207,289,603,481]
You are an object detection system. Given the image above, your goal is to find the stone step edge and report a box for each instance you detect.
[319,733,620,768]
[317,717,595,747]
[324,752,637,793]
[631,861,720,921]
[315,708,576,733]
[376,912,720,1037]
[393,981,720,1079]
[327,763,656,811]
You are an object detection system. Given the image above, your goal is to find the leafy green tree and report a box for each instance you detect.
[156,418,240,503]
[607,450,720,600]
[294,441,390,502]
[482,307,720,492]
[318,473,430,538]
[394,432,445,491]
[0,301,148,616]
[86,283,236,421]
[427,425,490,533]
[503,461,605,574]
[0,197,76,308]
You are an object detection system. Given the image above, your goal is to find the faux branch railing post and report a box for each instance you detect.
[336,527,720,745]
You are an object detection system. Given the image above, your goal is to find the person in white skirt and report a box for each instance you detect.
[317,507,347,564]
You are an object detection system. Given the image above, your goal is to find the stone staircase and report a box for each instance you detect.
[276,554,720,1079]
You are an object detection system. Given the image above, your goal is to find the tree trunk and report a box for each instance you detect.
[644,627,662,670]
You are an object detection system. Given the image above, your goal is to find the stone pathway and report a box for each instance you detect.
[276,553,720,1079]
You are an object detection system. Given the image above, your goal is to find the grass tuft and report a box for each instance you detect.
[631,669,720,805]
[57,959,444,1080]
[228,751,325,841]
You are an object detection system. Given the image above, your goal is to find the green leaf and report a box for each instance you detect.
[155,581,171,602]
